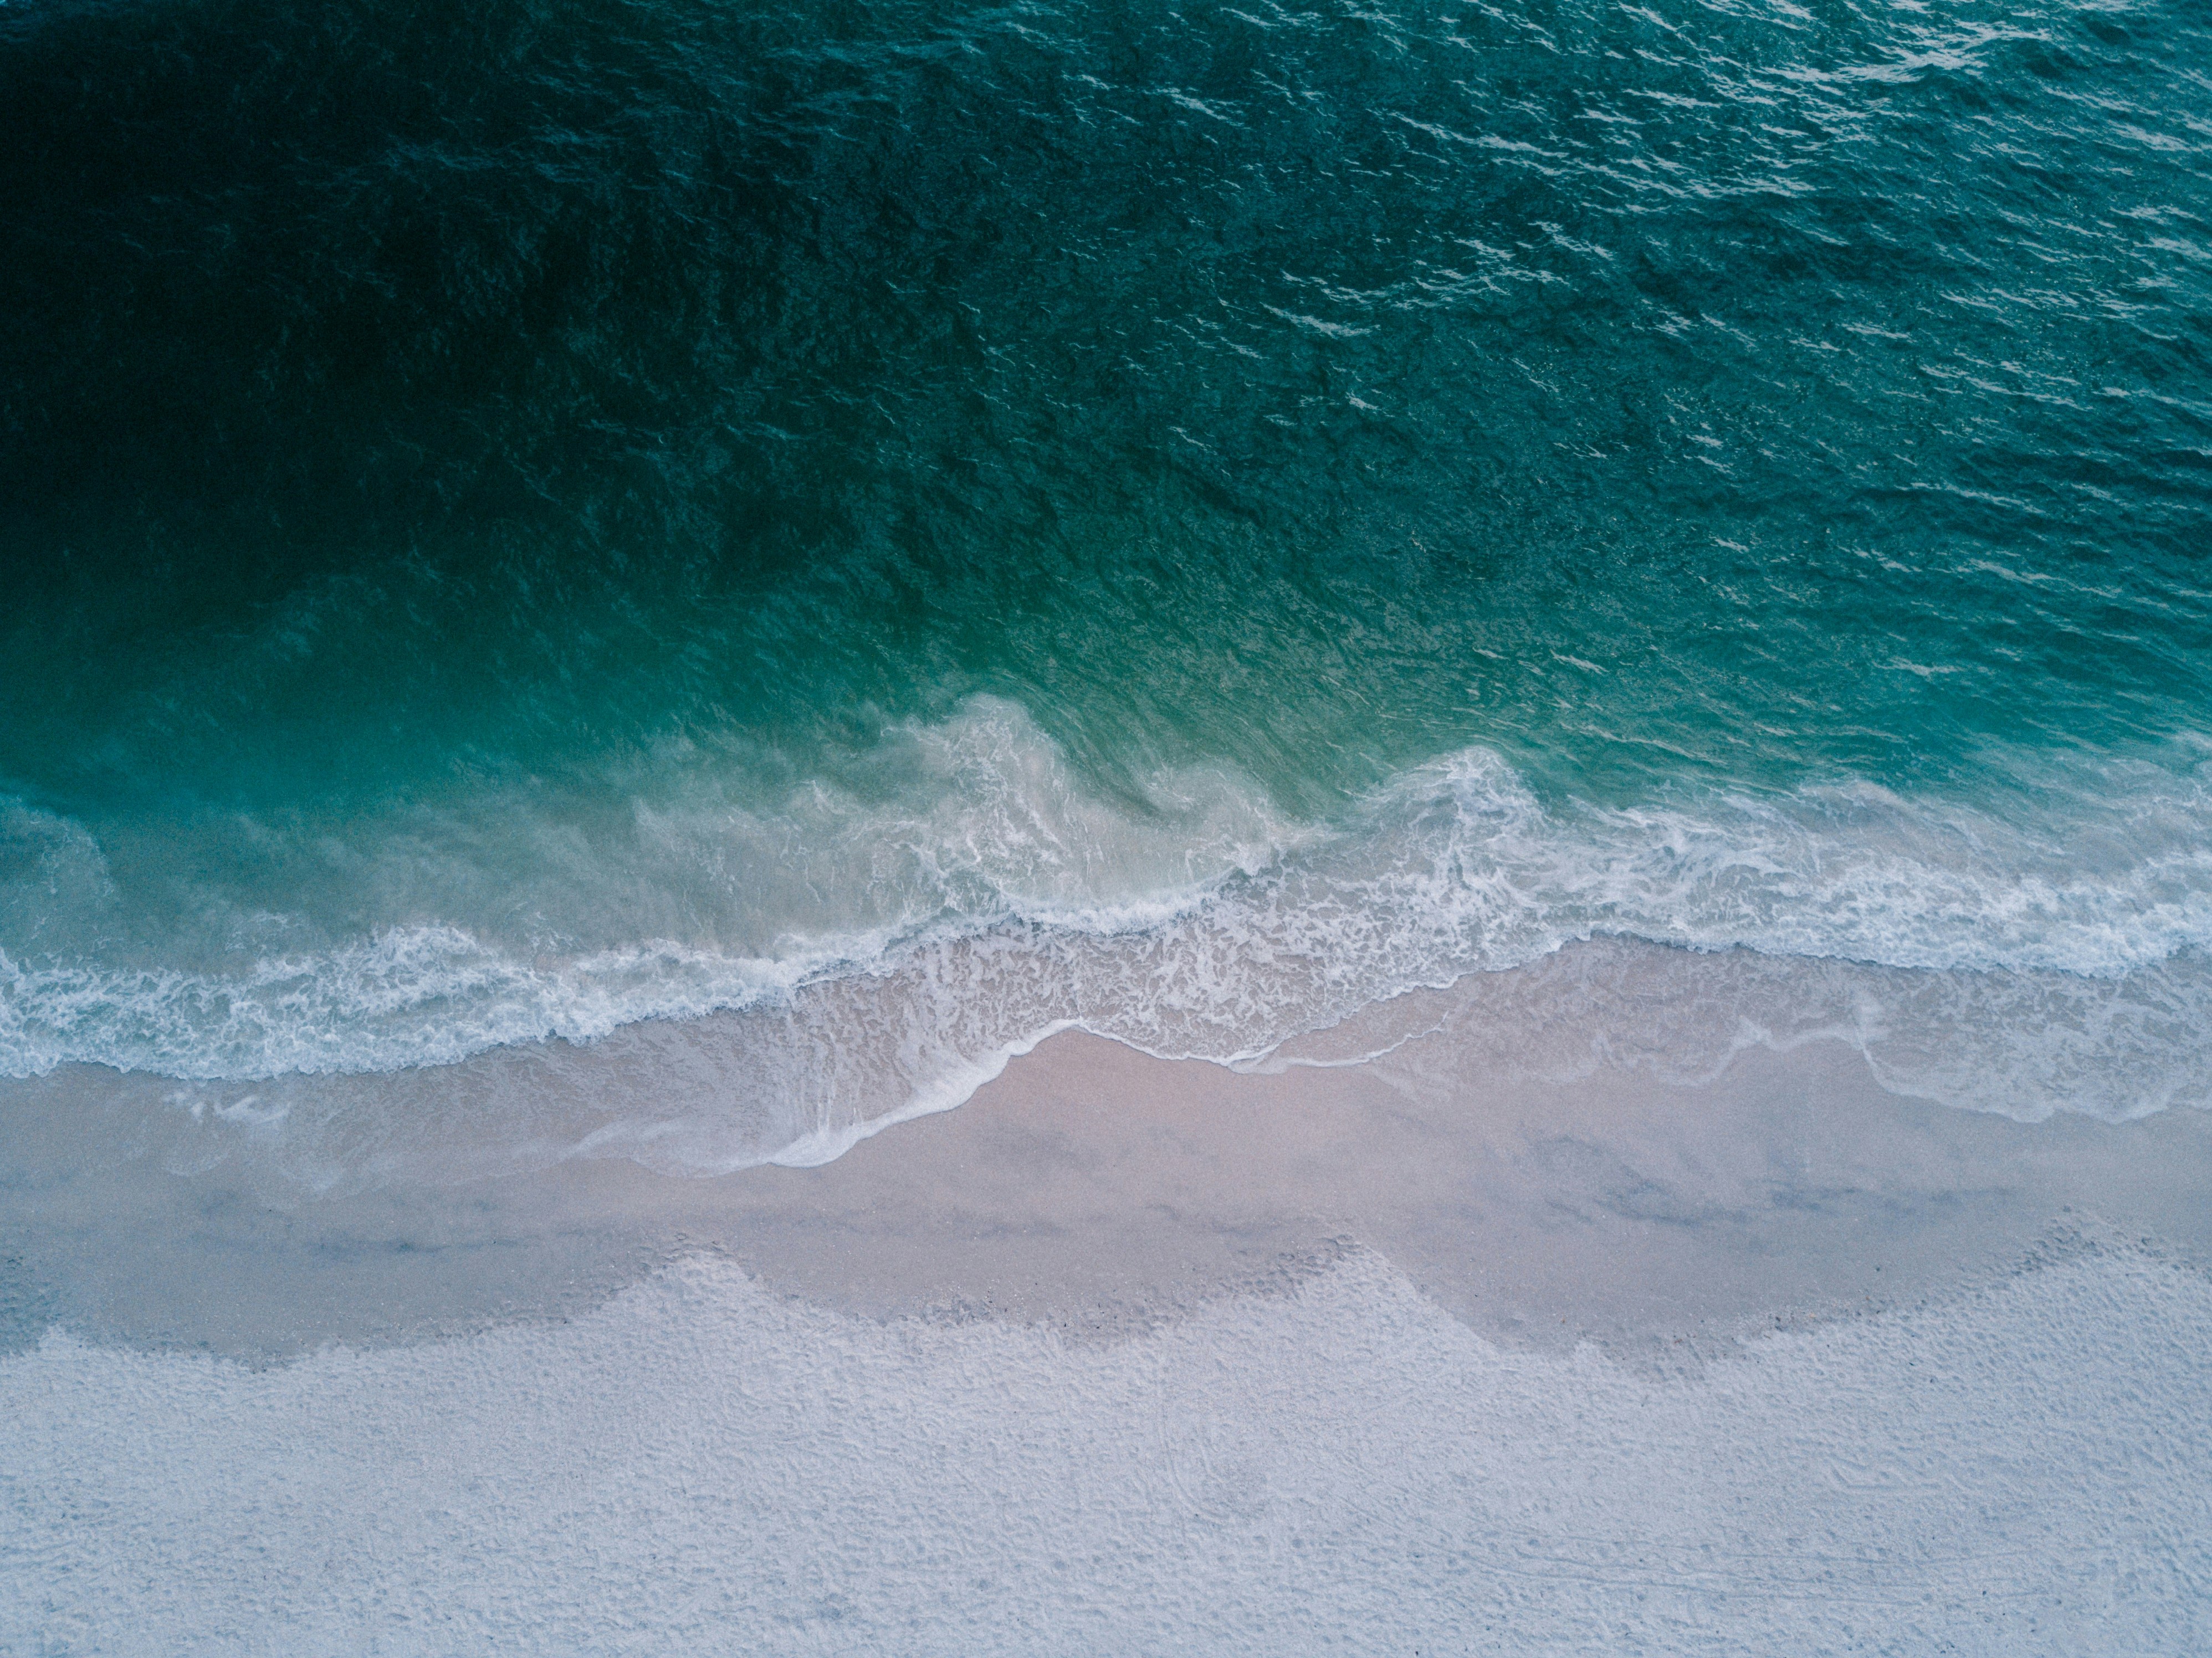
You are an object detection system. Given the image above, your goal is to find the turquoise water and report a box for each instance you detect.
[3,0,2211,1130]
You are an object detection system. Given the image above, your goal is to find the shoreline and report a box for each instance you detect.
[6,1000,2209,1365]
[8,968,2211,1651]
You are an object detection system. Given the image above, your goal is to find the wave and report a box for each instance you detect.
[5,699,2212,1165]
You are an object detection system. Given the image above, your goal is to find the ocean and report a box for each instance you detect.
[4,0,2211,1181]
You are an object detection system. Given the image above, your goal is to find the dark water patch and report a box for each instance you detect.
[4,0,2209,810]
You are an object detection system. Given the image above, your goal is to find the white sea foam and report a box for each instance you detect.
[5,698,2212,1170]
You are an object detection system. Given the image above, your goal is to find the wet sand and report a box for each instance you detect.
[6,1015,2209,1364]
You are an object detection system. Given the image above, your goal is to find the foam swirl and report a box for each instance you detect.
[6,702,2210,1170]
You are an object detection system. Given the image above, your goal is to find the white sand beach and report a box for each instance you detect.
[4,944,2209,1652]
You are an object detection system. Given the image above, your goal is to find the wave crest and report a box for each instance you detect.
[6,701,2211,1157]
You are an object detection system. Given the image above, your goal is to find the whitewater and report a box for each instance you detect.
[7,698,2210,1189]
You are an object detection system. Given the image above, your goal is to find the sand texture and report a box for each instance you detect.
[4,965,2211,1652]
